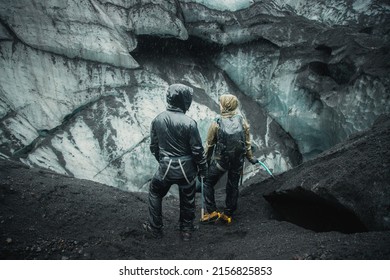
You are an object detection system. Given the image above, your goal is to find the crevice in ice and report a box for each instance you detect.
[0,18,17,39]
[93,135,149,178]
[174,0,185,22]
[0,112,14,125]
[11,97,109,159]
[96,0,127,10]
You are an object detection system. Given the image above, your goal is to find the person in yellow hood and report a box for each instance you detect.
[201,94,258,224]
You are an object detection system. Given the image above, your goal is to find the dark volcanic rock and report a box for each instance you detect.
[264,114,390,232]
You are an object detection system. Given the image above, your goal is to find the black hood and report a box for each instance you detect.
[166,84,193,113]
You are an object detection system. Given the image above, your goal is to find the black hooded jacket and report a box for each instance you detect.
[150,84,207,180]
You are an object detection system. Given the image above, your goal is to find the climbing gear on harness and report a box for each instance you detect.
[161,155,196,184]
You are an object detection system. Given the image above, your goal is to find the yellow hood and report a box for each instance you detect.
[220,94,238,114]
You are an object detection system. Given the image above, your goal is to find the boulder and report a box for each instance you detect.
[264,114,390,232]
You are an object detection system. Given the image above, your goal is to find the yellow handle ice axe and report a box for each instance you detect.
[200,176,205,219]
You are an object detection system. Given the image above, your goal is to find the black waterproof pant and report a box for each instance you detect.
[203,160,242,216]
[148,173,196,232]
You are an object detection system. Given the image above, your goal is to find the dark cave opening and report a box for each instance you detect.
[133,35,223,58]
[315,44,332,55]
[308,61,331,76]
[264,188,367,234]
[328,58,357,85]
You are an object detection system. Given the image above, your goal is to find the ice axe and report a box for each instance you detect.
[240,161,245,188]
[256,159,275,180]
[200,176,205,219]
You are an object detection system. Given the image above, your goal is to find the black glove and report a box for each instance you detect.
[198,163,208,178]
[248,157,258,165]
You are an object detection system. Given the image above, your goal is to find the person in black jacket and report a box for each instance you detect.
[143,84,208,241]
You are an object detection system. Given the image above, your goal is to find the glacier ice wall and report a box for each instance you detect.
[181,0,390,158]
[0,34,298,193]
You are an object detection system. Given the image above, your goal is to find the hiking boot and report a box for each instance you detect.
[218,213,232,224]
[142,221,163,239]
[181,231,192,242]
[175,223,199,231]
[200,211,220,223]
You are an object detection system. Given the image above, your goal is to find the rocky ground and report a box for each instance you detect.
[1,116,390,260]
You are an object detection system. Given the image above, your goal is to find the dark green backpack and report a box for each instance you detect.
[216,115,246,160]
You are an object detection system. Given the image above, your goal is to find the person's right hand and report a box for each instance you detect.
[199,170,207,179]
